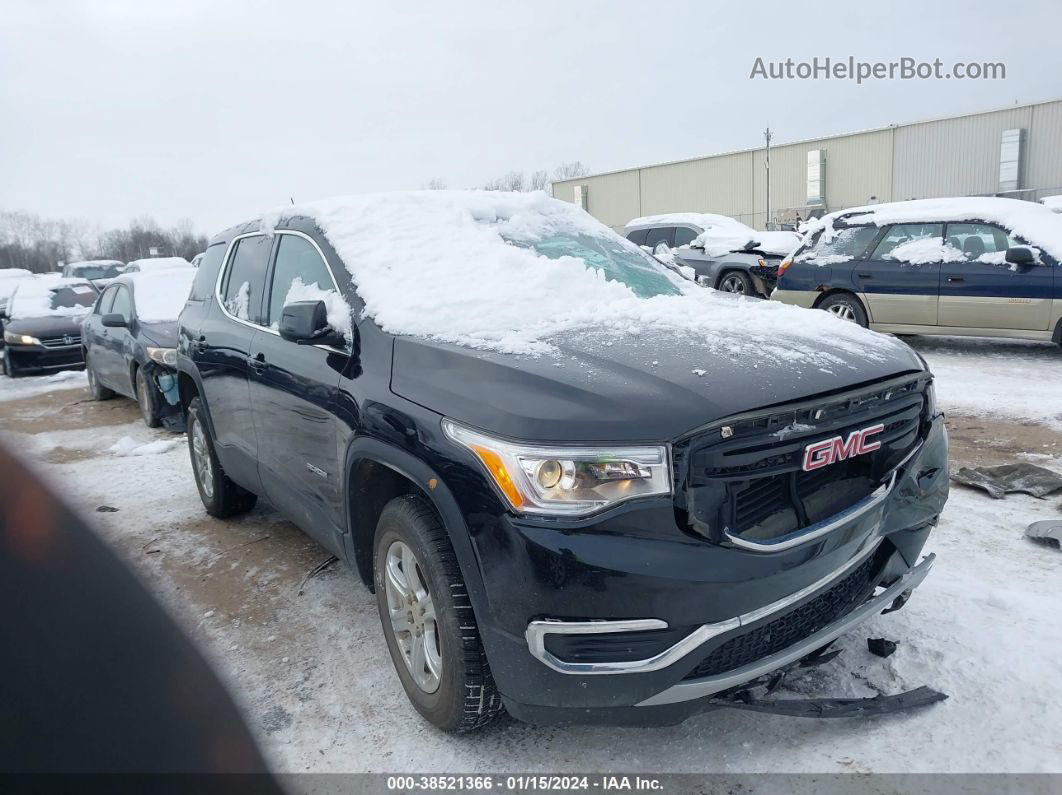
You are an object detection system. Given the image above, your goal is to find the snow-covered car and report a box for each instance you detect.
[82,268,196,427]
[1,275,97,376]
[175,190,946,731]
[61,259,126,282]
[123,256,193,273]
[773,197,1062,344]
[624,213,801,297]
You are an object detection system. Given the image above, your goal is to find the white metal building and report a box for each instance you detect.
[552,98,1062,232]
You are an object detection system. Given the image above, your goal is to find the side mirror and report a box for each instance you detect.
[101,313,127,328]
[1005,246,1036,266]
[279,300,344,346]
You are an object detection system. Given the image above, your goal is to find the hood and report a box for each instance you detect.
[137,320,178,347]
[4,315,87,339]
[390,327,925,443]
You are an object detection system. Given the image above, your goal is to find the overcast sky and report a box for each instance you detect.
[2,0,1060,235]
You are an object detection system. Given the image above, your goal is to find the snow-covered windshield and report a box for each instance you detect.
[504,232,681,299]
[9,279,96,319]
[64,262,124,280]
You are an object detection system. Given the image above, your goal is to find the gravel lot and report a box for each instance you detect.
[2,336,1060,774]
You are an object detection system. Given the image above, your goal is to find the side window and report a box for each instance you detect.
[644,227,674,251]
[626,229,649,247]
[945,223,1028,263]
[220,235,272,324]
[267,234,337,328]
[795,225,878,265]
[871,223,944,261]
[673,227,699,248]
[188,242,228,302]
[110,286,132,320]
[96,285,117,315]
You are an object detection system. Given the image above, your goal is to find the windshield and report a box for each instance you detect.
[9,282,97,319]
[75,265,123,280]
[504,232,681,299]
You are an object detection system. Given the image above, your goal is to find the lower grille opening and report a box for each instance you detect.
[681,552,881,680]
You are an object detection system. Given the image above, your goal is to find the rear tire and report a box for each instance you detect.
[187,397,257,518]
[135,366,161,428]
[818,292,869,328]
[374,494,503,733]
[86,353,115,399]
[718,270,754,295]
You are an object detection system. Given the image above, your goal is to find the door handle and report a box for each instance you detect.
[857,273,872,278]
[249,352,267,374]
[947,276,965,283]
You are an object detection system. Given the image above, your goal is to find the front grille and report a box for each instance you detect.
[39,334,80,349]
[682,552,879,680]
[676,375,927,544]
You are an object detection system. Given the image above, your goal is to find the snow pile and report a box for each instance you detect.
[1040,195,1062,213]
[283,277,353,338]
[8,276,95,319]
[226,282,250,320]
[0,268,32,280]
[262,191,904,365]
[803,197,1062,261]
[108,436,181,456]
[127,257,193,272]
[0,369,86,402]
[886,238,965,264]
[120,269,196,322]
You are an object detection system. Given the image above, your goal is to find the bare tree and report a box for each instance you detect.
[552,161,590,181]
[424,178,447,190]
[528,170,550,192]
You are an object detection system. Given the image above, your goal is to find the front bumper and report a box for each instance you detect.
[469,414,948,726]
[6,344,84,374]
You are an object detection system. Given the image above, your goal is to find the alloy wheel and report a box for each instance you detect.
[383,540,442,693]
[827,303,857,322]
[190,416,215,499]
[720,275,747,294]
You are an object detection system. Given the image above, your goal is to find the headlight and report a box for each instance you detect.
[925,380,937,417]
[442,419,671,517]
[4,331,39,346]
[146,346,177,366]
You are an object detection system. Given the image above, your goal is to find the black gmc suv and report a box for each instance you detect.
[176,193,948,732]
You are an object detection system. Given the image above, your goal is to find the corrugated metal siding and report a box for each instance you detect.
[553,170,640,231]
[751,129,894,227]
[892,106,1035,199]
[1027,101,1062,194]
[638,152,754,222]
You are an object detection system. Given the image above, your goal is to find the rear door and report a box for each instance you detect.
[248,231,346,542]
[939,222,1053,331]
[83,285,117,384]
[855,223,944,326]
[194,233,274,490]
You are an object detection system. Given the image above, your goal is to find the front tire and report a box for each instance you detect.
[186,397,257,518]
[4,350,18,379]
[374,494,503,733]
[819,292,869,328]
[718,270,755,295]
[135,366,161,428]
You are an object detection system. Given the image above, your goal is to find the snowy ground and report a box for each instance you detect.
[2,336,1060,775]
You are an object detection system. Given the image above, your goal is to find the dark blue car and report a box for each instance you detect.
[772,197,1062,345]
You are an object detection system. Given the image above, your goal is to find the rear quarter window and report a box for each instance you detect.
[187,242,228,302]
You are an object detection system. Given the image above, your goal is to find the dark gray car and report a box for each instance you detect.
[624,214,801,297]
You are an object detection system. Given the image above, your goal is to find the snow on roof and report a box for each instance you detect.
[258,190,906,368]
[626,212,754,236]
[126,257,193,271]
[66,260,123,269]
[807,197,1062,261]
[117,269,197,323]
[8,275,95,319]
[626,213,799,257]
[0,268,32,279]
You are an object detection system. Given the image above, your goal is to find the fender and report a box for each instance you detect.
[175,359,217,438]
[342,436,492,634]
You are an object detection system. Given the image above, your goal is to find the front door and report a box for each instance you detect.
[938,222,1054,331]
[99,284,134,391]
[854,223,943,326]
[248,231,347,545]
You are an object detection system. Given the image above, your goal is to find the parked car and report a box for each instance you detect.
[1041,195,1062,214]
[2,275,96,376]
[624,213,800,297]
[123,257,193,273]
[176,192,946,731]
[772,197,1062,344]
[0,269,35,358]
[82,269,196,427]
[61,260,125,282]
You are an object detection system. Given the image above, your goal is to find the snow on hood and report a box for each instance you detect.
[260,191,909,370]
[117,269,196,323]
[804,197,1062,262]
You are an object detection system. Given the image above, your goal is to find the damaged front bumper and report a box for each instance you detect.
[145,362,184,431]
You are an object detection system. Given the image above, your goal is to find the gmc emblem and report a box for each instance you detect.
[802,423,884,472]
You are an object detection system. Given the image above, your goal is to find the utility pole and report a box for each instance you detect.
[764,127,772,230]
